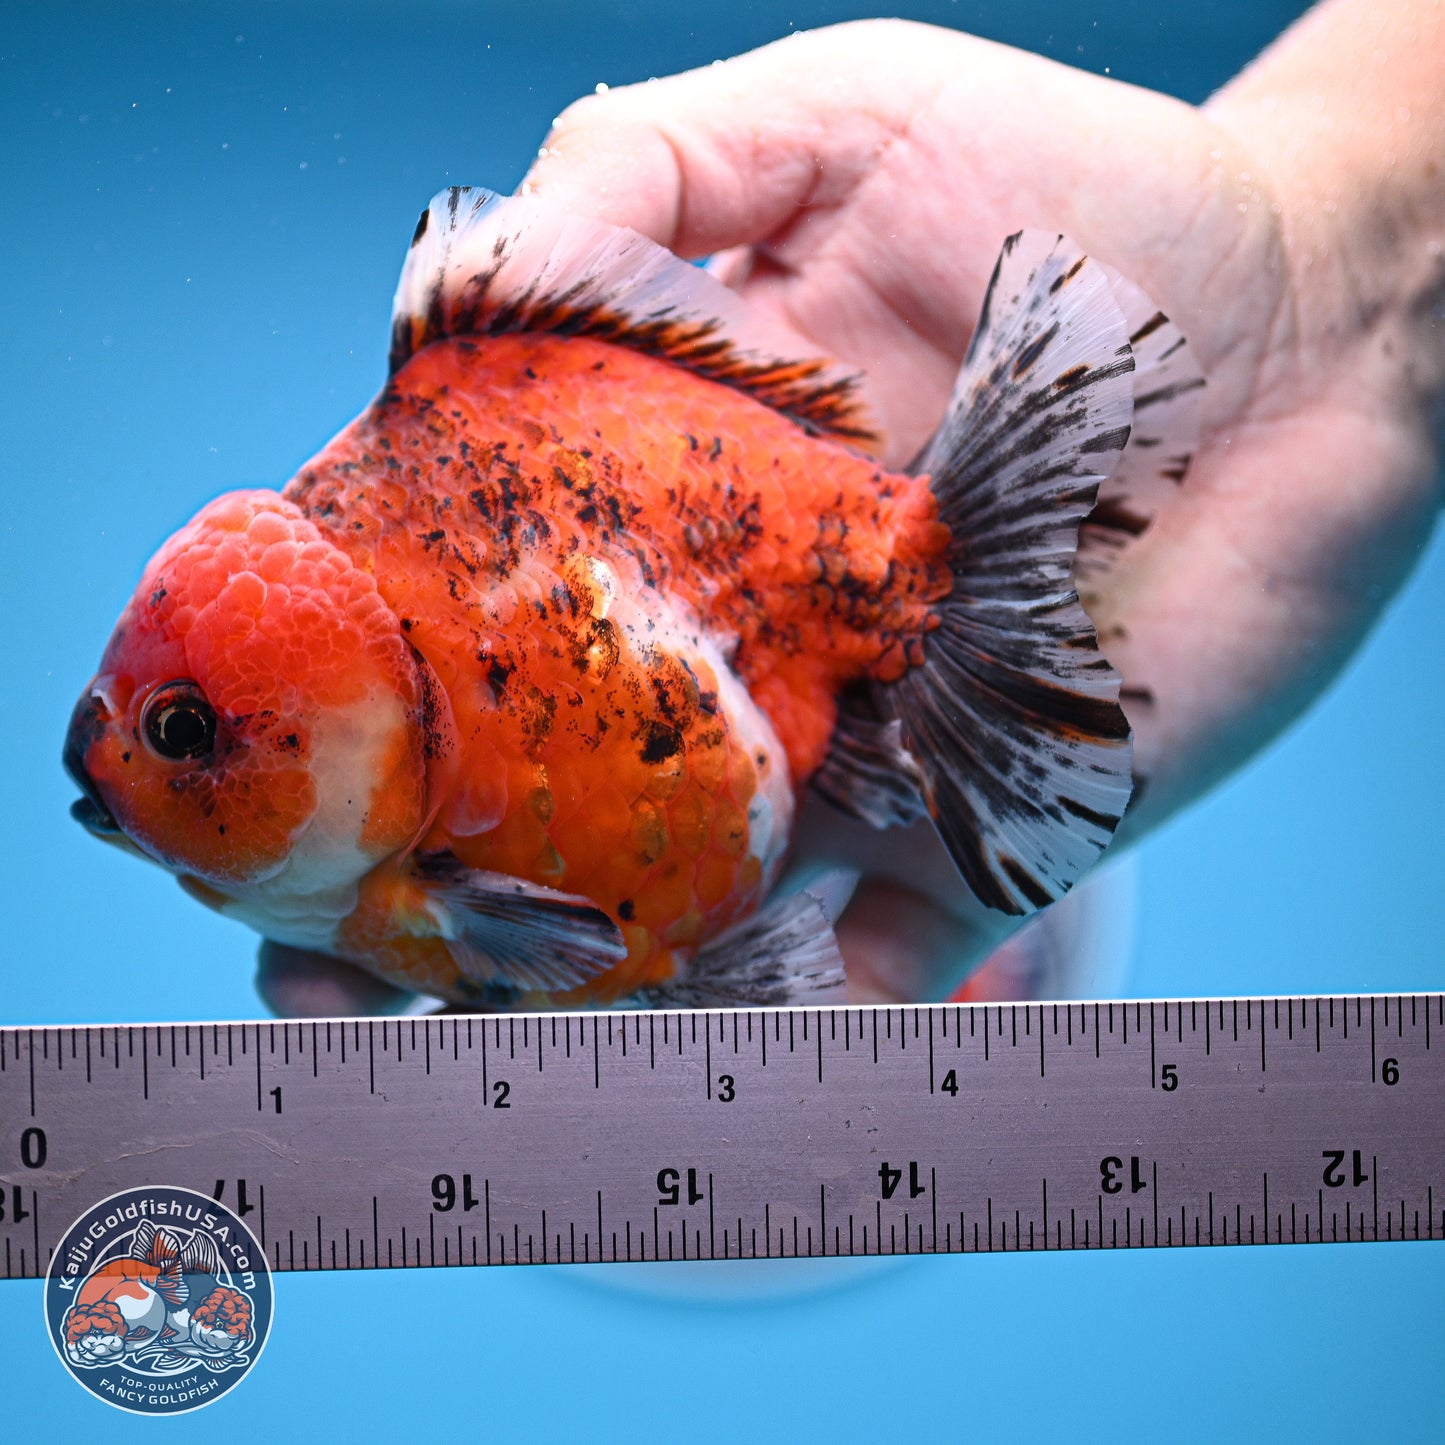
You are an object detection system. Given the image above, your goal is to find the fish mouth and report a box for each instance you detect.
[63,690,122,837]
[70,794,122,837]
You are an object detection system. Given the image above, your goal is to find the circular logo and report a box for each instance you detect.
[42,1185,273,1415]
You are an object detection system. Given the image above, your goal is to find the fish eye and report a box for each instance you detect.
[141,681,217,761]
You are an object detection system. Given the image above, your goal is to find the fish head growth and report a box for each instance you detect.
[64,490,434,946]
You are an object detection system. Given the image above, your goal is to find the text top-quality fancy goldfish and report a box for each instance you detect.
[64,187,1203,1011]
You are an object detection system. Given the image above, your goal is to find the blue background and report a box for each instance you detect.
[3,1,1442,1437]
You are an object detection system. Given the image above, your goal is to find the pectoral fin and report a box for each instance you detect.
[414,851,628,994]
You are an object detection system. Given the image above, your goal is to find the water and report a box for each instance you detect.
[3,1,1442,1437]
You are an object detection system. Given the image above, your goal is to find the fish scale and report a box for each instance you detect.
[3,993,1442,1278]
[291,332,947,762]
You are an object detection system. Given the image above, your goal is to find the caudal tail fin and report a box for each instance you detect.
[819,232,1200,915]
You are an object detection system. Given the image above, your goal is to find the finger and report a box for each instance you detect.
[838,850,1137,1005]
[525,20,1212,305]
[525,22,943,255]
[789,795,1019,1002]
[522,19,1228,465]
[256,941,415,1017]
[701,244,754,289]
[837,880,991,1004]
[1095,388,1439,845]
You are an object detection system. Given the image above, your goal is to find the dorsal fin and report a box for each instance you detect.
[389,186,879,447]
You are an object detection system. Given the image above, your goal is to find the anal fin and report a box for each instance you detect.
[812,690,929,828]
[637,888,847,1009]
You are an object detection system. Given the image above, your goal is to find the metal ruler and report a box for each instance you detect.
[3,994,1442,1279]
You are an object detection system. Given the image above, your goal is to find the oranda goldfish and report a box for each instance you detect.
[65,187,1203,1011]
[62,1219,250,1367]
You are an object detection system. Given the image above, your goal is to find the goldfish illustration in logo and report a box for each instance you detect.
[64,187,1202,1010]
[61,1218,253,1370]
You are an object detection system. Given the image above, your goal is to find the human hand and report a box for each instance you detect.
[523,8,1444,1002]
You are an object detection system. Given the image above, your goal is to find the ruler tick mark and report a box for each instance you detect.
[5,994,1442,1278]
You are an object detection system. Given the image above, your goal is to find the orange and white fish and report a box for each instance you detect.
[62,1220,245,1366]
[64,187,1202,1010]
